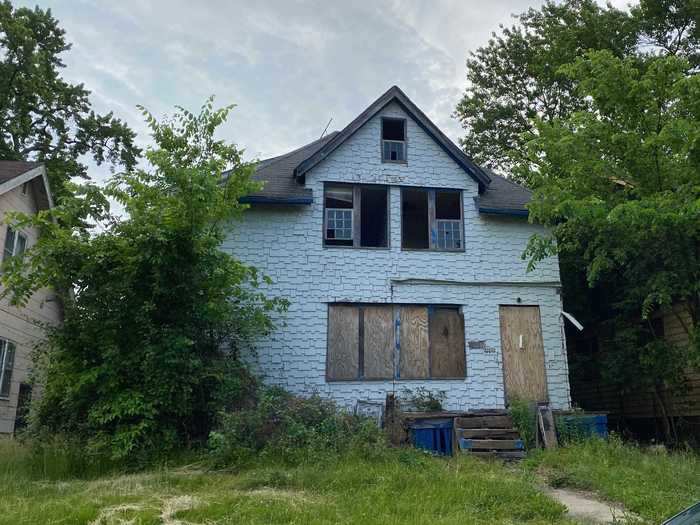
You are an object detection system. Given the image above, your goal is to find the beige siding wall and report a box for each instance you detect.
[0,184,62,433]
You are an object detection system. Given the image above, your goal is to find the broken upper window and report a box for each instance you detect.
[326,304,466,381]
[401,188,463,251]
[324,184,388,248]
[381,117,406,162]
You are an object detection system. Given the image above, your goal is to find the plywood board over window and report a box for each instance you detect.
[363,306,395,379]
[429,308,466,378]
[326,305,360,380]
[399,306,430,378]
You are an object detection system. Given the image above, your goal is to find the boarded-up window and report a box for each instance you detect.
[429,308,466,378]
[363,306,395,379]
[399,306,430,378]
[327,304,465,381]
[326,305,359,380]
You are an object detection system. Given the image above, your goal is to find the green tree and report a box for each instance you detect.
[0,1,140,196]
[520,51,700,442]
[455,0,699,175]
[1,99,286,461]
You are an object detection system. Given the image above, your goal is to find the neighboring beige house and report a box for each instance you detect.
[0,161,61,434]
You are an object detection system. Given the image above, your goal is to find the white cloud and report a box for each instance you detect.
[14,0,638,174]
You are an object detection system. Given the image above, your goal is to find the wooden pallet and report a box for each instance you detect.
[455,412,525,459]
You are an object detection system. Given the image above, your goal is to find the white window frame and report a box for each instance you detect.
[324,208,353,241]
[0,338,15,399]
[3,226,27,261]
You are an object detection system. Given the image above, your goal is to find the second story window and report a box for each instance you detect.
[381,117,406,162]
[401,188,463,251]
[324,184,388,248]
[3,226,27,261]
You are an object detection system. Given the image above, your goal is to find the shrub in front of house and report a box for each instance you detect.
[208,386,388,465]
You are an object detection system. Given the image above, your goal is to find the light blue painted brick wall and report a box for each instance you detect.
[222,102,571,410]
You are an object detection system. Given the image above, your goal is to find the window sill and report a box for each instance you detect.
[400,248,466,253]
[381,159,407,165]
[323,245,391,250]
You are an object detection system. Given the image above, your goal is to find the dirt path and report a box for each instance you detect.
[545,487,639,524]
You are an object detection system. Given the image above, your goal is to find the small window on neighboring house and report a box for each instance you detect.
[381,117,406,162]
[401,188,463,251]
[324,184,388,248]
[3,226,27,261]
[21,182,28,195]
[326,304,465,381]
[0,339,16,398]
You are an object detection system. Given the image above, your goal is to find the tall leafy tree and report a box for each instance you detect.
[0,2,139,196]
[455,0,700,175]
[1,99,286,460]
[520,52,700,442]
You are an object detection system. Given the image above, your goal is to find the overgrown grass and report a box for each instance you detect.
[0,439,570,525]
[525,436,700,522]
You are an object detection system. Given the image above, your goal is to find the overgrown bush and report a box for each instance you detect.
[401,387,446,412]
[508,398,537,449]
[208,387,388,466]
[1,100,286,463]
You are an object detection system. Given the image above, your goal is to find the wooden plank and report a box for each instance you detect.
[363,306,394,379]
[429,308,466,378]
[458,428,520,439]
[465,451,526,459]
[455,415,513,429]
[399,306,429,379]
[499,305,548,403]
[537,406,558,449]
[460,439,524,450]
[326,305,359,380]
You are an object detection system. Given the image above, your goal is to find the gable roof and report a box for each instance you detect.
[294,86,491,189]
[243,86,530,215]
[0,161,54,210]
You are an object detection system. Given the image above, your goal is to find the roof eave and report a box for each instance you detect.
[240,195,313,205]
[478,206,529,217]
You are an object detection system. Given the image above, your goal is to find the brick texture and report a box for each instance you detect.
[222,102,571,411]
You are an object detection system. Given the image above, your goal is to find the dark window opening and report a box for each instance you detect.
[324,184,388,248]
[382,118,405,141]
[401,188,429,249]
[381,118,406,162]
[436,191,460,219]
[360,186,388,247]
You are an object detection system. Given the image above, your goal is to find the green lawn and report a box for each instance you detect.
[525,438,700,523]
[0,440,568,525]
[2,438,698,524]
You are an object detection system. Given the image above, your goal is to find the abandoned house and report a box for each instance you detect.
[225,86,572,412]
[0,161,60,434]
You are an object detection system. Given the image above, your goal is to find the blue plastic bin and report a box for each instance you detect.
[558,414,608,439]
[409,418,453,455]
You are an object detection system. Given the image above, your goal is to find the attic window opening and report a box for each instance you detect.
[324,184,388,248]
[381,117,406,162]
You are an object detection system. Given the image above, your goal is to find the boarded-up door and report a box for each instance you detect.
[499,305,548,403]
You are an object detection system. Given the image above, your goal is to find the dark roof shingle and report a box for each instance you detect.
[0,161,40,184]
[478,169,531,215]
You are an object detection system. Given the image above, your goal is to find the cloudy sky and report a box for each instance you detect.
[17,0,630,179]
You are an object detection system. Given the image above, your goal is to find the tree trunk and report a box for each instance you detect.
[653,383,676,445]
